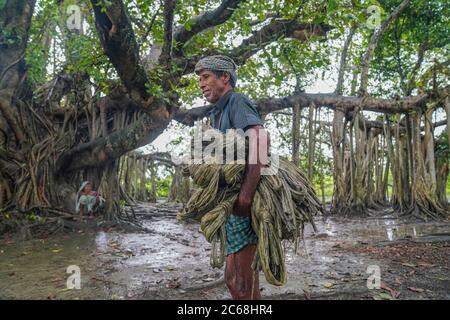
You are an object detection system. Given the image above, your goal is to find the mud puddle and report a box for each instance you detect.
[1,203,449,300]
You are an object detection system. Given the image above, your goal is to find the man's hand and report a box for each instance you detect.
[233,192,252,217]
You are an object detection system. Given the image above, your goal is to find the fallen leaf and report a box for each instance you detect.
[401,263,416,268]
[418,263,434,267]
[108,241,120,248]
[323,283,334,289]
[377,292,395,300]
[408,287,424,293]
[52,249,62,253]
[381,282,401,298]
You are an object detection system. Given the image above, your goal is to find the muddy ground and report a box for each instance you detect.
[0,202,449,300]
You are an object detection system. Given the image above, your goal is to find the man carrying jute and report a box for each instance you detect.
[195,55,269,300]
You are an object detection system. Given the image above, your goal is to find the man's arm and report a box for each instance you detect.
[233,125,270,217]
[79,204,84,216]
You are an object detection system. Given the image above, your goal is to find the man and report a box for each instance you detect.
[195,55,269,300]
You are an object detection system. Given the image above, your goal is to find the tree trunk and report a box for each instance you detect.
[423,108,437,188]
[352,110,366,213]
[331,110,346,213]
[307,103,316,181]
[446,97,450,148]
[148,160,157,202]
[140,159,147,201]
[411,111,447,219]
[168,166,191,203]
[292,103,301,166]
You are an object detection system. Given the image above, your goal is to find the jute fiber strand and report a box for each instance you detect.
[177,129,324,286]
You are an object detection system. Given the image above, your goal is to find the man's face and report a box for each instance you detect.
[198,70,229,103]
[84,183,92,193]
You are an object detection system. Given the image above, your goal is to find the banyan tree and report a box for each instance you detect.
[0,0,448,232]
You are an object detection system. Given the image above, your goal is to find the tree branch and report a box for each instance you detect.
[359,0,411,96]
[90,0,154,109]
[174,87,449,126]
[140,6,161,46]
[173,0,246,51]
[335,26,356,95]
[160,0,177,65]
[259,89,445,114]
[57,84,447,172]
[249,13,280,26]
[56,101,170,173]
[174,20,332,76]
[173,104,213,126]
[134,151,176,166]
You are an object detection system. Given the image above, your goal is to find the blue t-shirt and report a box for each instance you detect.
[208,90,263,133]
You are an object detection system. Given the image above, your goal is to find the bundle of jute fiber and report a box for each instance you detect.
[177,129,324,286]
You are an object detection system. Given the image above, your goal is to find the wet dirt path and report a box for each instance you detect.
[1,202,449,300]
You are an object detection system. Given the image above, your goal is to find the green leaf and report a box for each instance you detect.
[378,292,395,300]
[327,0,338,15]
[275,77,282,86]
[271,46,277,56]
[185,20,192,32]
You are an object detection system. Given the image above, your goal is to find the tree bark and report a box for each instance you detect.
[292,103,301,166]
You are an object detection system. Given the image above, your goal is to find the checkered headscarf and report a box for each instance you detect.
[195,55,238,87]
